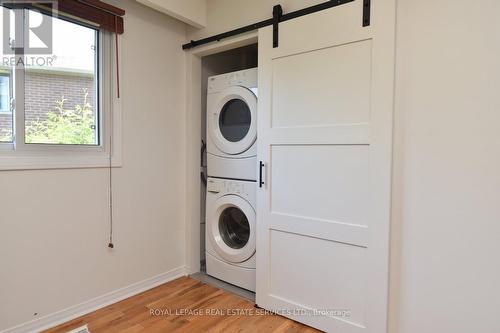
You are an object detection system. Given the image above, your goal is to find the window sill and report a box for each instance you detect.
[0,151,122,171]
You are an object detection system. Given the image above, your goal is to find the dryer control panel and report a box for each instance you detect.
[207,68,258,94]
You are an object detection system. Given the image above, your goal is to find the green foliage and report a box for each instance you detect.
[0,117,12,142]
[25,91,96,145]
[0,130,12,142]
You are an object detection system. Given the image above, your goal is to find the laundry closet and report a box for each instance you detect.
[199,45,258,292]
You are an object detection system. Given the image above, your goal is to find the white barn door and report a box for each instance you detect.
[256,1,395,332]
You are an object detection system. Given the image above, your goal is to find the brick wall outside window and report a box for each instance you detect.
[0,70,95,140]
[0,113,12,141]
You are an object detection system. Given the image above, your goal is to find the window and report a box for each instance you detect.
[24,10,99,145]
[0,5,120,169]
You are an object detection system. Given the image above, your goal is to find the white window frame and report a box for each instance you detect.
[0,12,122,170]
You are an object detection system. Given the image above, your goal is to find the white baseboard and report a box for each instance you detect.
[1,266,188,333]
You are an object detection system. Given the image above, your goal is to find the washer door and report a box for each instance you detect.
[208,195,256,263]
[210,86,257,155]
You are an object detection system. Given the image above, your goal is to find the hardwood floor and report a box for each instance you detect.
[44,276,319,333]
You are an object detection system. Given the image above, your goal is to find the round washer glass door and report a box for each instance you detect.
[219,206,250,249]
[208,195,256,263]
[210,86,257,155]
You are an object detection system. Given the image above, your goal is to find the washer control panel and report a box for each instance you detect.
[207,178,255,202]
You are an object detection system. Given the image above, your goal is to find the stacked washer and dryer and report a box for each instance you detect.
[205,68,257,292]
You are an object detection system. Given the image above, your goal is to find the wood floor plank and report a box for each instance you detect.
[43,276,320,333]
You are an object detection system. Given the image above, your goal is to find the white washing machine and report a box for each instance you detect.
[205,177,256,291]
[207,68,257,181]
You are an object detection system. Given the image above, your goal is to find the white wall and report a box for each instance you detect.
[136,0,207,28]
[393,0,500,332]
[188,1,500,332]
[0,0,187,330]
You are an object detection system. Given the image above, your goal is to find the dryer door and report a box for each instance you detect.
[208,195,256,263]
[209,86,257,155]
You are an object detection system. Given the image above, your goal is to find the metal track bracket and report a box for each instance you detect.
[272,5,283,48]
[363,0,371,27]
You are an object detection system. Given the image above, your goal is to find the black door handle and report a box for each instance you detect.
[259,161,265,188]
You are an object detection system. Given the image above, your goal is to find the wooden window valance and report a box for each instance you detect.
[2,0,125,34]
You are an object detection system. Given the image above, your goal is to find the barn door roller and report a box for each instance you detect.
[182,0,371,50]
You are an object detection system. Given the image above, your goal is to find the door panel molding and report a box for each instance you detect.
[256,0,396,332]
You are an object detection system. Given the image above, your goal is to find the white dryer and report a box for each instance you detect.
[205,177,255,291]
[207,68,257,181]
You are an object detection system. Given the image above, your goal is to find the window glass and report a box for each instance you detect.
[24,10,99,145]
[219,206,250,249]
[219,99,251,142]
[0,75,10,112]
[0,73,12,142]
[0,7,13,143]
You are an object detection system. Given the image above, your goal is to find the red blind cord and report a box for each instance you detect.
[114,16,120,99]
